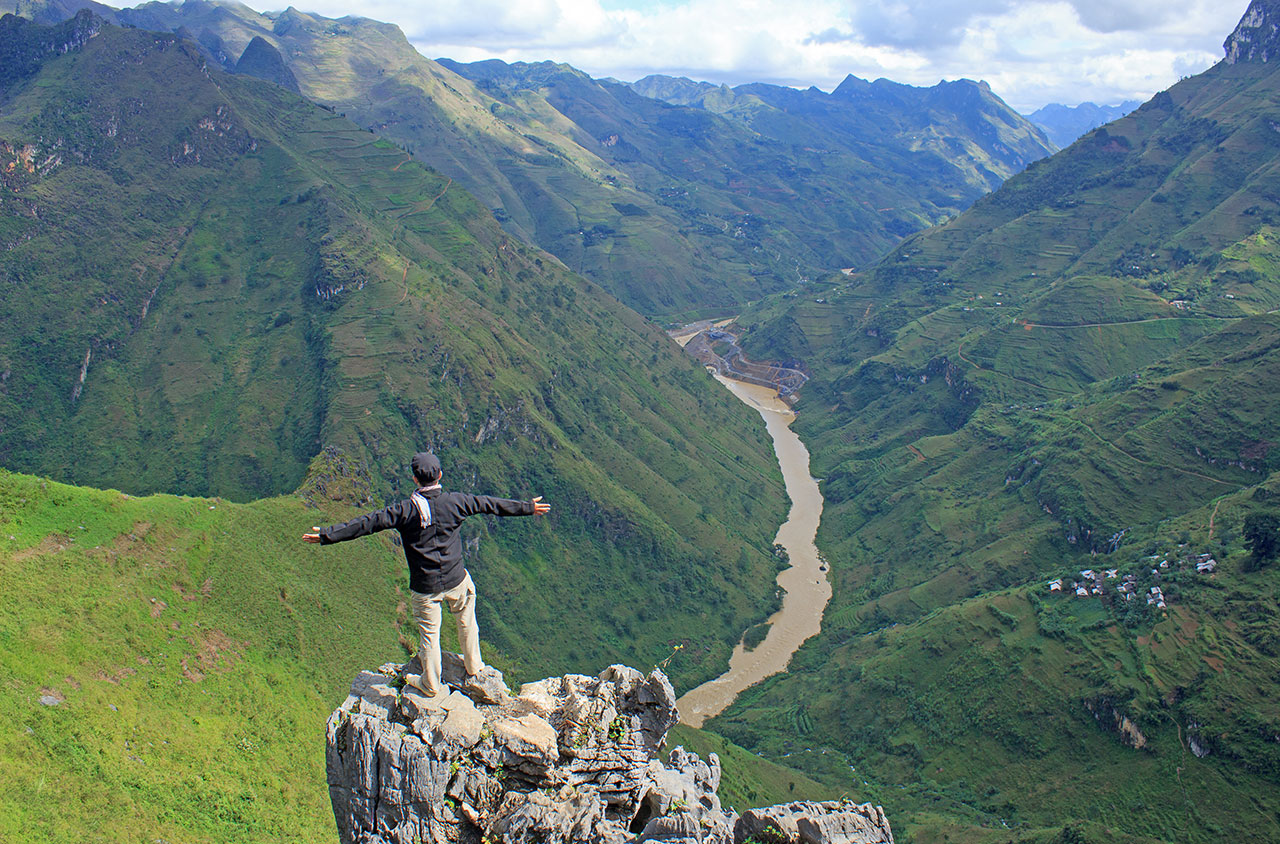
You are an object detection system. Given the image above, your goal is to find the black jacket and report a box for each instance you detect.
[319,488,534,594]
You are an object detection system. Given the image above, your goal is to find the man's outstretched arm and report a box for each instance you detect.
[458,493,551,518]
[301,502,407,544]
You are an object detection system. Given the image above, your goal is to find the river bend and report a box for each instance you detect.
[676,375,831,727]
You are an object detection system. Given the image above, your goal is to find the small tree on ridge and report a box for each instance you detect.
[1242,512,1280,571]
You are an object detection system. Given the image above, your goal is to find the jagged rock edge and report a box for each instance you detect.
[326,656,894,844]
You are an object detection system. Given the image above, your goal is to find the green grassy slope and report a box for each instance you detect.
[753,310,1280,674]
[0,469,405,842]
[0,468,830,842]
[0,15,786,690]
[718,24,1280,844]
[16,0,1055,317]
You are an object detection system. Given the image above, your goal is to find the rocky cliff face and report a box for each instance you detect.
[1224,0,1280,63]
[326,655,894,844]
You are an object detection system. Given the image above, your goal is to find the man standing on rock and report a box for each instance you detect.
[303,452,550,705]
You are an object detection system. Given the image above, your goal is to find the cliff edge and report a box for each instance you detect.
[326,655,893,844]
[1225,0,1280,63]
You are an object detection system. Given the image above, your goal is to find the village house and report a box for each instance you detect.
[1046,547,1215,604]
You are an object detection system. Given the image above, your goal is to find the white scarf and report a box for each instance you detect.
[411,483,441,528]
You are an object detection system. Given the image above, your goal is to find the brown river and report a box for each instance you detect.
[676,375,831,727]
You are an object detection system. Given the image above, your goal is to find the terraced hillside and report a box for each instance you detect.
[0,13,787,690]
[6,0,1054,317]
[719,6,1280,841]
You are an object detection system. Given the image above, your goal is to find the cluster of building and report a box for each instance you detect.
[1047,567,1120,598]
[1046,551,1219,608]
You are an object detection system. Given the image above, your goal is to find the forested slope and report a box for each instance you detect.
[0,14,786,689]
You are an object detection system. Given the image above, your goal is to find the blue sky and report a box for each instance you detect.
[278,0,1253,111]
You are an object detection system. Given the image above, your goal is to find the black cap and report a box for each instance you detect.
[411,452,442,484]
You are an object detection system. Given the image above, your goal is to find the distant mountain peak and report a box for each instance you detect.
[234,34,298,92]
[1026,100,1142,149]
[1224,0,1280,63]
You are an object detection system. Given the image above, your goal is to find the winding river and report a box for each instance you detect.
[676,375,831,727]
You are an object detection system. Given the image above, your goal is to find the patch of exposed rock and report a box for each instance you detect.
[1225,0,1280,64]
[326,655,893,844]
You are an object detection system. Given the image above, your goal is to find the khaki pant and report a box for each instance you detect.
[410,571,482,696]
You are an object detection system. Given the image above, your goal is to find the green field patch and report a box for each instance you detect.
[0,470,408,843]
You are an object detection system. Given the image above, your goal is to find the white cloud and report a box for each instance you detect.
[849,0,1017,49]
[271,0,1251,110]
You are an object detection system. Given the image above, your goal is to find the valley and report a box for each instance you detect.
[677,374,830,729]
[704,6,1280,838]
[2,1,1280,843]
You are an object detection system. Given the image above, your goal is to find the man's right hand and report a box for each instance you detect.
[531,496,551,515]
[302,527,323,543]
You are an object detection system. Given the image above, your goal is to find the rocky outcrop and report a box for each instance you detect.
[326,656,893,844]
[0,9,103,87]
[1224,0,1280,64]
[738,803,894,844]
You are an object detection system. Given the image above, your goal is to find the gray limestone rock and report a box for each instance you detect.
[1225,0,1280,64]
[492,712,560,769]
[439,695,486,751]
[490,787,620,844]
[736,802,893,844]
[636,751,736,844]
[350,670,400,717]
[464,668,511,705]
[399,687,448,721]
[326,655,892,844]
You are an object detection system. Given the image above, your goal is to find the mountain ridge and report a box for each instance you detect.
[1024,100,1141,149]
[4,0,1055,317]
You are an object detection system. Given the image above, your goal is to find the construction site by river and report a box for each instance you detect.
[669,320,808,398]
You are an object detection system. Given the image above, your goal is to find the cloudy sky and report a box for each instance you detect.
[287,0,1250,111]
